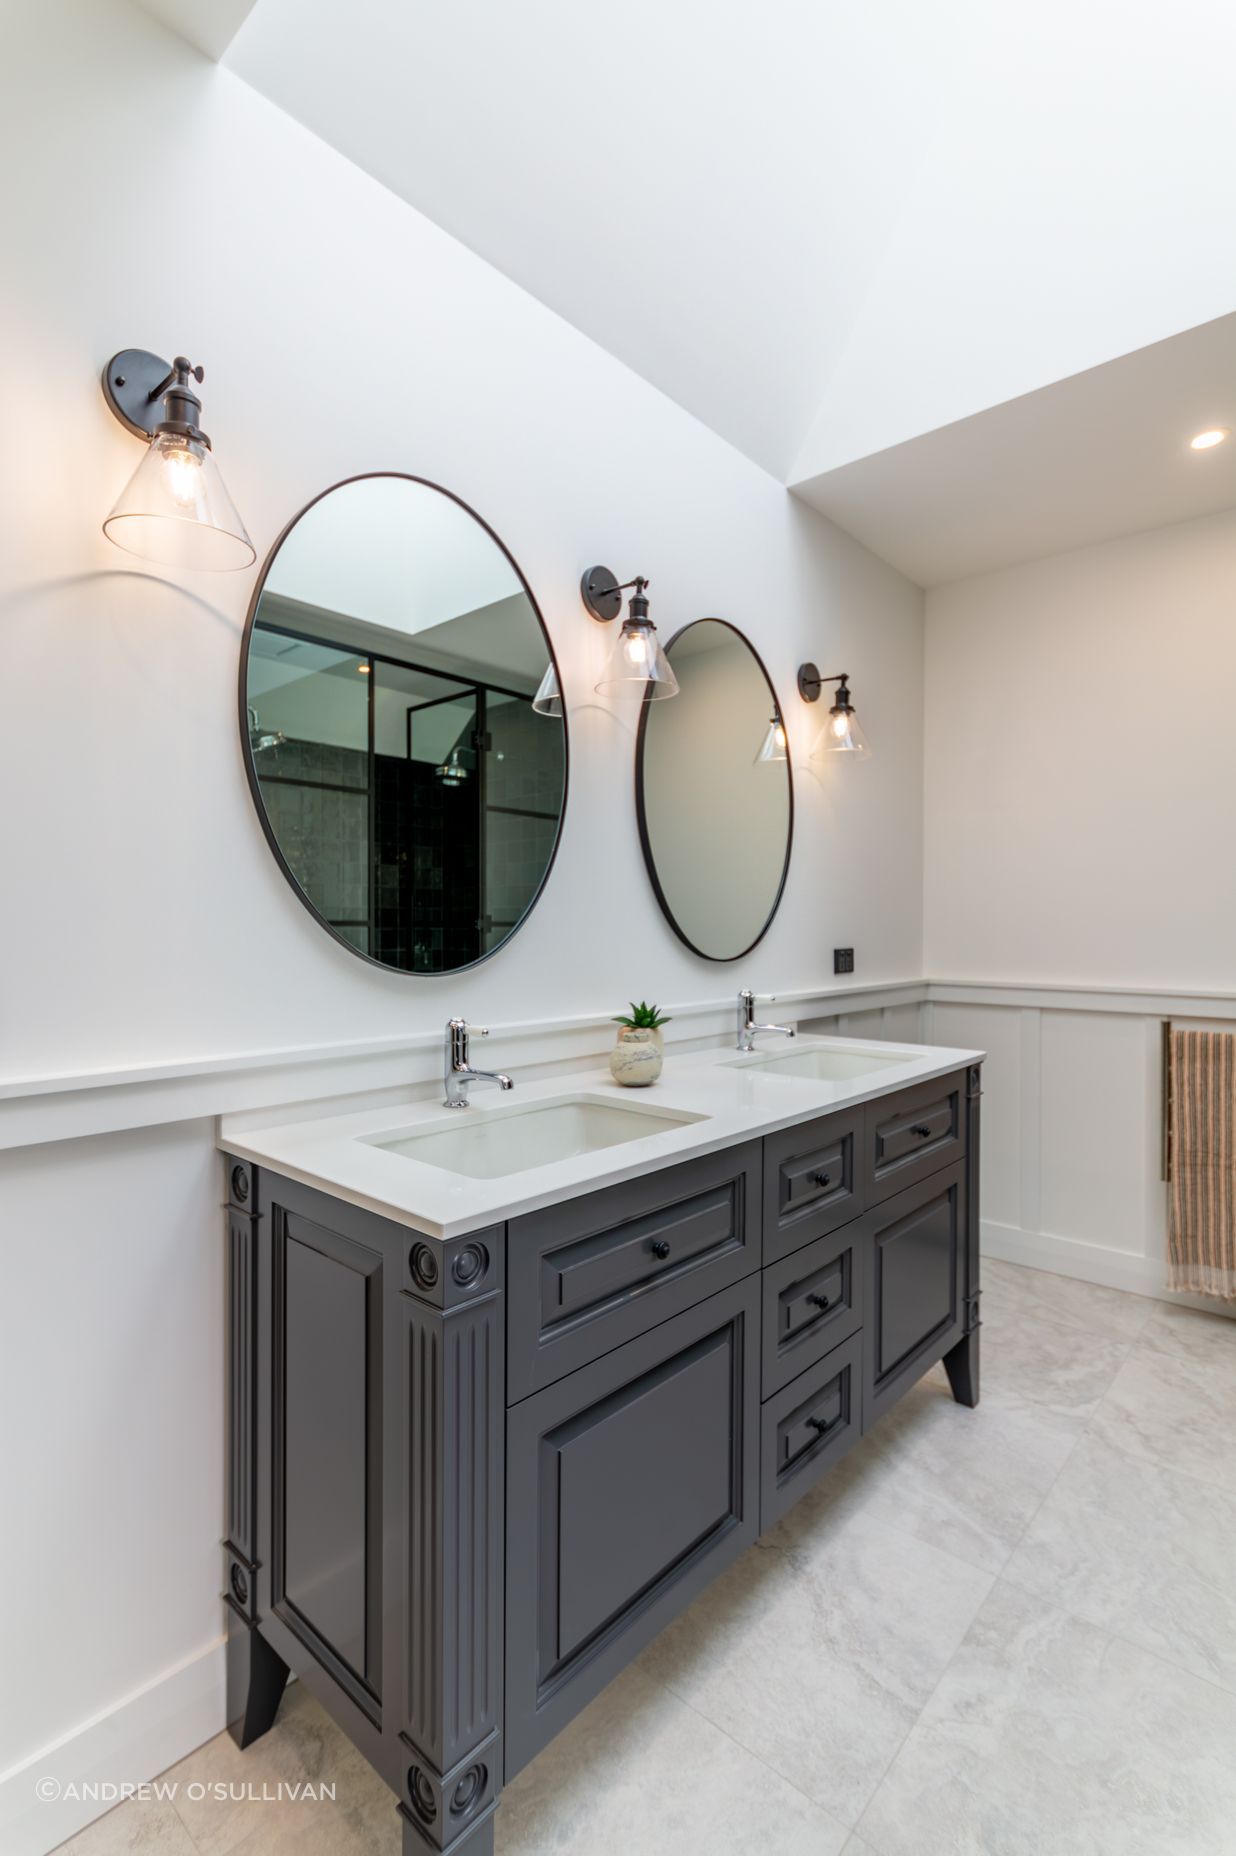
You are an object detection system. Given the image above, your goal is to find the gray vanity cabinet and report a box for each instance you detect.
[222,1061,981,1856]
[864,1161,967,1423]
[506,1140,761,1401]
[763,1103,866,1264]
[504,1274,760,1775]
[760,1329,863,1528]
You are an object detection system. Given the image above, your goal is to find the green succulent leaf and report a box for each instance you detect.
[611,1000,672,1030]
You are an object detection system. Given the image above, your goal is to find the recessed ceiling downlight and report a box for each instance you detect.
[1190,428,1230,450]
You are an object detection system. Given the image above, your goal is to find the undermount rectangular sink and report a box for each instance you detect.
[368,1097,708,1179]
[733,1047,910,1083]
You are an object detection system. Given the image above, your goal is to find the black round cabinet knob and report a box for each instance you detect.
[650,1240,671,1260]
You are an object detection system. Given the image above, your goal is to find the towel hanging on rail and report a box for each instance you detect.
[1168,1027,1236,1301]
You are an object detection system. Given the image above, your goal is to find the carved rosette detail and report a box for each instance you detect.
[407,1766,437,1824]
[450,1243,488,1290]
[449,1764,486,1819]
[410,1243,440,1291]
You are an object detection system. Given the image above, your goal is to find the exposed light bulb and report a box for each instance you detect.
[831,711,850,738]
[620,624,653,671]
[159,437,205,507]
[1190,428,1230,450]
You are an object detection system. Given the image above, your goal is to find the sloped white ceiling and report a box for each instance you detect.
[140,0,1236,574]
[218,0,957,478]
[794,312,1236,585]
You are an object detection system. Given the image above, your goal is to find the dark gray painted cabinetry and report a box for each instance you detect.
[760,1329,863,1529]
[222,1062,981,1855]
[505,1274,759,1774]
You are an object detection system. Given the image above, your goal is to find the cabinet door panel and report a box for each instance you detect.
[865,1163,965,1423]
[507,1143,760,1402]
[268,1199,384,1723]
[506,1276,759,1776]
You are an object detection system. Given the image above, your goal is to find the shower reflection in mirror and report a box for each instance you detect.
[242,475,566,974]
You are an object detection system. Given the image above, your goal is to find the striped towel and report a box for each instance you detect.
[1169,1028,1236,1300]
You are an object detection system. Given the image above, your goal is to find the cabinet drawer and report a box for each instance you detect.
[761,1220,865,1399]
[506,1142,761,1402]
[506,1275,760,1776]
[760,1332,863,1532]
[867,1072,966,1200]
[865,1161,966,1424]
[763,1106,866,1265]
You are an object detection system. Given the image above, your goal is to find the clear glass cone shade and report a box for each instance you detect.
[103,433,256,571]
[755,715,788,763]
[531,661,563,716]
[595,619,679,699]
[816,705,871,758]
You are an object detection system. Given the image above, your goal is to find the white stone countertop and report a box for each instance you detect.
[218,1035,983,1241]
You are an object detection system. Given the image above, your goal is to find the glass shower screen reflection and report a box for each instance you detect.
[241,474,567,974]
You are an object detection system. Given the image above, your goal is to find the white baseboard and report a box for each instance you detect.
[981,1218,1235,1316]
[0,1639,225,1856]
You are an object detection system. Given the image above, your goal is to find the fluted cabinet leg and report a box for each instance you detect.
[395,1233,505,1856]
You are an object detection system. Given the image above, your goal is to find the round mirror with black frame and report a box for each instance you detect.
[635,618,793,962]
[239,473,567,975]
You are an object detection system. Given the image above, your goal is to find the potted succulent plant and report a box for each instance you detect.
[609,1001,671,1087]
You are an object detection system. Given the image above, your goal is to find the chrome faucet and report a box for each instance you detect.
[736,988,796,1053]
[444,1019,514,1108]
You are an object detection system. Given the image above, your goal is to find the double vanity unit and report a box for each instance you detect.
[220,1020,983,1855]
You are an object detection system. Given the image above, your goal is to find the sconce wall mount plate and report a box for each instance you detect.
[103,349,205,442]
[580,564,625,623]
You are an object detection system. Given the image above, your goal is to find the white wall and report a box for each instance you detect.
[0,4,925,1846]
[924,508,1236,989]
[924,510,1236,1300]
[0,3,924,1092]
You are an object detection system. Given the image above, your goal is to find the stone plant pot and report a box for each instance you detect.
[609,1026,663,1087]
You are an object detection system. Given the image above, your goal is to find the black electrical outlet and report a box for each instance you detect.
[834,947,855,975]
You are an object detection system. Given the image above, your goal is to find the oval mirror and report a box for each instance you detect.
[240,474,567,973]
[636,618,792,960]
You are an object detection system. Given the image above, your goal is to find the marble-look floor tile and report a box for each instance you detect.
[978,1302,1131,1417]
[1139,1297,1236,1371]
[822,1370,1083,1575]
[1003,1430,1236,1694]
[53,1799,197,1855]
[639,1511,993,1827]
[981,1258,1152,1342]
[497,1664,847,1856]
[163,1684,394,1856]
[857,1580,1236,1856]
[1091,1341,1236,1492]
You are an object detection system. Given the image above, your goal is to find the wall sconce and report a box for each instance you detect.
[101,349,255,571]
[797,665,871,758]
[755,710,788,763]
[581,567,679,699]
